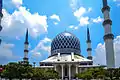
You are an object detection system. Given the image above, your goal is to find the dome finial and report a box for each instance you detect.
[64,28,67,32]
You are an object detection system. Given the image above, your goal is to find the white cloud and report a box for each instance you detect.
[70,0,79,11]
[113,0,120,6]
[74,27,78,30]
[3,0,23,9]
[50,14,60,21]
[79,17,89,26]
[0,42,19,64]
[92,16,103,23]
[30,37,51,58]
[70,0,84,11]
[113,0,120,2]
[73,7,91,26]
[1,6,48,38]
[12,0,22,7]
[32,52,41,58]
[69,25,78,30]
[50,14,60,25]
[74,7,86,19]
[15,36,21,40]
[88,7,92,12]
[94,36,120,68]
[54,22,58,25]
[69,25,74,29]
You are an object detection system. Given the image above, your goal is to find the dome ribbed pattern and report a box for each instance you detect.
[51,32,80,55]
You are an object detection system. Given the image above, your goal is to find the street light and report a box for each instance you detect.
[33,62,36,68]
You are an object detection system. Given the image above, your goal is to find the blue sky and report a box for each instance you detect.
[0,0,120,67]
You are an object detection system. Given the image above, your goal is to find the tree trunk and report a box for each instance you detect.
[9,78,12,80]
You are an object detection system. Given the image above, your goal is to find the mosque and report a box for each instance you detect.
[0,0,115,80]
[21,0,115,79]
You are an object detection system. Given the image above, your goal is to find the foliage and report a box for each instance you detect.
[32,68,59,80]
[1,62,33,79]
[1,62,59,80]
[75,67,120,79]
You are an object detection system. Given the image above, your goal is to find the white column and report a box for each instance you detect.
[79,68,81,73]
[57,53,60,61]
[54,64,57,71]
[71,52,74,61]
[69,64,71,80]
[61,64,64,80]
[76,65,78,74]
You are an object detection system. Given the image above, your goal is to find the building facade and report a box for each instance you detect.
[39,30,105,80]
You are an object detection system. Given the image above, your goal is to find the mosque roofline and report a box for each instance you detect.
[38,65,106,68]
[40,54,92,63]
[48,53,84,58]
[40,60,92,64]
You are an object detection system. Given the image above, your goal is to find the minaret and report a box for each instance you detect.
[23,29,29,63]
[102,0,115,68]
[0,0,3,44]
[86,27,92,60]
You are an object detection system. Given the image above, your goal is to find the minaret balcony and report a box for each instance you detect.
[24,50,29,52]
[102,6,110,13]
[87,48,92,51]
[103,33,114,40]
[102,19,112,26]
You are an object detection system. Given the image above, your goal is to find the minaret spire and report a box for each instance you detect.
[23,28,29,64]
[103,0,108,7]
[102,0,115,68]
[86,26,92,61]
[25,28,28,44]
[0,0,3,44]
[87,26,91,42]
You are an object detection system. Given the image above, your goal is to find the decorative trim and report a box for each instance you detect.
[86,40,91,43]
[48,53,84,58]
[72,59,74,61]
[57,59,60,61]
[87,56,92,60]
[102,19,112,26]
[23,57,28,60]
[24,42,29,44]
[101,6,110,13]
[51,48,80,56]
[87,48,92,51]
[104,34,114,40]
[24,50,28,52]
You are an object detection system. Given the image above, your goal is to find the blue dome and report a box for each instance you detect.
[51,32,81,56]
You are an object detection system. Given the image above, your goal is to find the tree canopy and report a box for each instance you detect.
[1,62,59,80]
[75,67,120,79]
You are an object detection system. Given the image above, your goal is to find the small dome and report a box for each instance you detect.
[51,31,81,56]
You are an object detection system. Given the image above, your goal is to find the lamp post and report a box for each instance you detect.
[33,62,36,68]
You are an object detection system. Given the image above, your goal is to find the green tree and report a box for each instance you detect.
[1,62,19,80]
[1,62,33,80]
[32,68,59,80]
